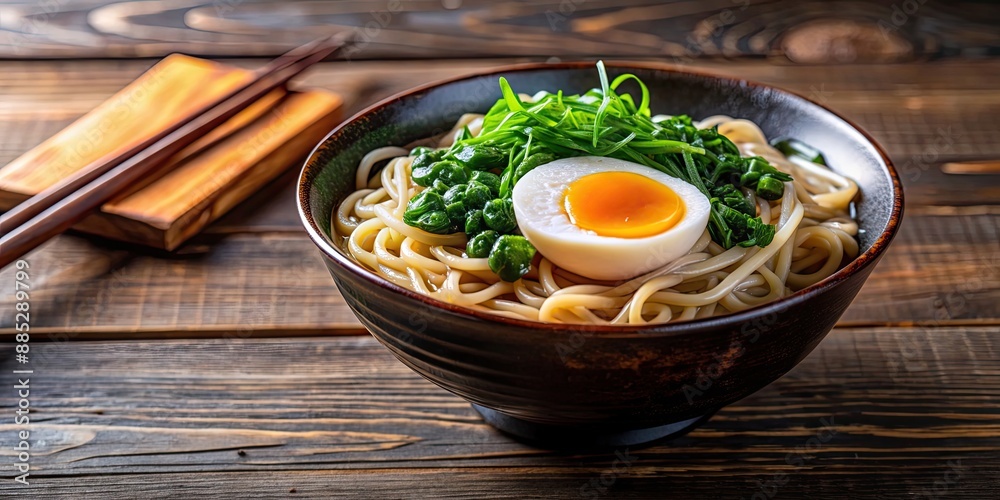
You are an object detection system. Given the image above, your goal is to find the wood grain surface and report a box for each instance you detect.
[0,55,344,250]
[0,328,997,498]
[0,55,254,201]
[0,46,998,498]
[1,0,998,61]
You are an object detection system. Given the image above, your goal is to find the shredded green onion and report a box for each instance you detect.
[402,61,795,281]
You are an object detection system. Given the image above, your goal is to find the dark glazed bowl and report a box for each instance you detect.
[298,62,903,448]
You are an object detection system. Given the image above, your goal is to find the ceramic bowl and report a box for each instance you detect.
[298,62,903,448]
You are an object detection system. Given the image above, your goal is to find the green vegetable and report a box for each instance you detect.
[511,152,556,187]
[453,126,473,143]
[411,160,470,188]
[717,204,776,247]
[450,144,506,171]
[445,201,466,222]
[755,176,785,201]
[409,162,435,186]
[466,230,499,258]
[442,183,467,205]
[464,209,487,235]
[409,146,437,157]
[463,181,492,211]
[410,150,445,172]
[439,162,471,186]
[488,235,536,282]
[399,61,809,281]
[739,170,761,187]
[403,191,445,224]
[712,184,755,217]
[470,171,501,195]
[482,198,517,233]
[429,179,450,194]
[410,211,452,234]
[735,157,789,186]
[771,138,827,166]
[500,151,556,199]
[402,191,454,234]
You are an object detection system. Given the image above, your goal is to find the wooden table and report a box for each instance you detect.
[1,31,1000,500]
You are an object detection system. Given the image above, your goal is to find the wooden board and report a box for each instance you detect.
[0,54,997,499]
[0,328,996,498]
[1,0,998,61]
[0,55,344,249]
[0,54,253,197]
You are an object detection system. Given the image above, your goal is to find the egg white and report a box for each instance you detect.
[511,156,711,281]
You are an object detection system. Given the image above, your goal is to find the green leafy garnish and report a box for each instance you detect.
[464,209,487,236]
[488,235,536,282]
[411,160,469,187]
[770,137,827,166]
[466,230,499,258]
[402,191,451,234]
[402,61,798,281]
[482,198,517,233]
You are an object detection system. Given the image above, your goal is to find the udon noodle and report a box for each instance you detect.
[331,114,859,325]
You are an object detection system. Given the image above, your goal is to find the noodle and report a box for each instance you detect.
[331,115,859,325]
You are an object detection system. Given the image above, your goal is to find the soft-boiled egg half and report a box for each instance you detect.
[512,156,710,281]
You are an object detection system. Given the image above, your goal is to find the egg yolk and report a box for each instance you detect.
[563,171,685,238]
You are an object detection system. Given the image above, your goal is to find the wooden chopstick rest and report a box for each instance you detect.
[0,54,343,250]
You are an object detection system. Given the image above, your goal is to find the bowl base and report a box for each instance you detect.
[472,404,712,449]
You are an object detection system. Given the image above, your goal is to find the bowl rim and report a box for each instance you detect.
[297,60,904,337]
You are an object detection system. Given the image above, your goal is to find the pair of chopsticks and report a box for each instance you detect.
[0,35,348,268]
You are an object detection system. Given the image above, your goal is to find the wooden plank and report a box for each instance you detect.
[845,208,1000,326]
[92,90,341,249]
[0,232,359,335]
[0,328,996,498]
[0,56,252,194]
[2,59,999,207]
[1,0,997,60]
[10,469,1000,500]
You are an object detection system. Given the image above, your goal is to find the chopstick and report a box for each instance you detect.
[0,35,348,268]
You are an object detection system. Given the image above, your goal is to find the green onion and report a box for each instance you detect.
[401,61,805,282]
[771,137,827,166]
